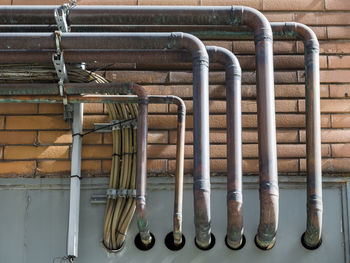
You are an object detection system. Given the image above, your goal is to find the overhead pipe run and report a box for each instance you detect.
[0,8,278,249]
[0,31,212,249]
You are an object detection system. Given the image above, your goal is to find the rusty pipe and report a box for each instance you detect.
[0,34,210,249]
[273,22,322,250]
[206,46,243,249]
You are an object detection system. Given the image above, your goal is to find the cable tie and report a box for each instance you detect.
[70,175,82,180]
[72,133,83,137]
[116,229,127,237]
[112,152,136,157]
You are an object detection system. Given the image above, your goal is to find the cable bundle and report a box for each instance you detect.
[0,64,137,251]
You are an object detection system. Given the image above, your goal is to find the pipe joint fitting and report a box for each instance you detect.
[227,190,243,202]
[194,178,211,192]
[254,28,273,44]
[305,39,320,53]
[192,55,209,68]
[259,180,279,196]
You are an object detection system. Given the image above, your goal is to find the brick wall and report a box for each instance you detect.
[0,0,349,177]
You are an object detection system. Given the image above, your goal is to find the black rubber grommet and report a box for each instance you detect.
[254,235,275,250]
[225,234,246,250]
[164,232,186,251]
[194,233,216,251]
[134,233,155,251]
[301,232,322,250]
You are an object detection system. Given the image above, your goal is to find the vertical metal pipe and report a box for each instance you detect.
[207,46,243,249]
[67,103,83,259]
[172,96,186,246]
[191,48,211,249]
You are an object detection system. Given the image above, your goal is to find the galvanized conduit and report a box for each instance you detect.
[0,5,278,250]
[0,31,211,249]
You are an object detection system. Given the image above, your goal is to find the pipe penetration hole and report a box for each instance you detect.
[164,232,186,251]
[254,235,276,250]
[134,233,156,251]
[194,233,216,251]
[225,234,246,250]
[301,232,322,250]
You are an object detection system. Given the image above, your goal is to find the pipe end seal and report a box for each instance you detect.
[301,232,322,250]
[225,234,246,250]
[254,235,276,250]
[195,233,216,251]
[165,232,186,251]
[134,233,155,251]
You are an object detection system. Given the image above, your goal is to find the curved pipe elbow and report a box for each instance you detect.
[231,6,273,43]
[206,46,241,77]
[169,32,209,62]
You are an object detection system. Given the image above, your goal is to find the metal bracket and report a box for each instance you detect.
[54,4,70,33]
[94,119,138,132]
[91,189,137,204]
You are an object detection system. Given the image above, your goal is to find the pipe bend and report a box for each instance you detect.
[231,6,273,42]
[206,46,241,76]
[170,32,209,63]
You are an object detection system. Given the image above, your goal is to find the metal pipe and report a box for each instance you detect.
[0,6,278,246]
[148,95,186,247]
[67,103,83,260]
[273,22,322,250]
[206,46,243,250]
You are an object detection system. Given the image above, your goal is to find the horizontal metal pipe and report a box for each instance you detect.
[0,32,211,248]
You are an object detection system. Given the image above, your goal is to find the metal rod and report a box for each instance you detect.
[206,46,243,249]
[67,103,83,260]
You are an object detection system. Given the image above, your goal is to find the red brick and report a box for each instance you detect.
[0,131,36,145]
[13,0,64,4]
[82,145,112,159]
[299,99,350,113]
[202,41,233,51]
[328,55,350,69]
[78,0,137,4]
[0,161,36,176]
[83,115,109,129]
[0,0,11,4]
[264,12,294,22]
[139,0,198,4]
[300,129,350,143]
[326,0,350,10]
[4,146,69,160]
[201,0,260,9]
[104,130,168,144]
[310,26,328,40]
[328,27,350,39]
[329,85,350,98]
[38,131,102,145]
[168,159,299,173]
[263,0,323,11]
[233,41,297,54]
[320,70,350,83]
[319,41,350,54]
[295,12,350,26]
[6,116,68,130]
[305,158,350,173]
[332,144,350,157]
[332,114,350,128]
[37,160,101,175]
[0,117,3,129]
[38,104,63,114]
[105,71,169,84]
[0,104,37,114]
[169,129,298,144]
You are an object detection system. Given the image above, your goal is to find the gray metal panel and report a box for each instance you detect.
[0,177,347,263]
